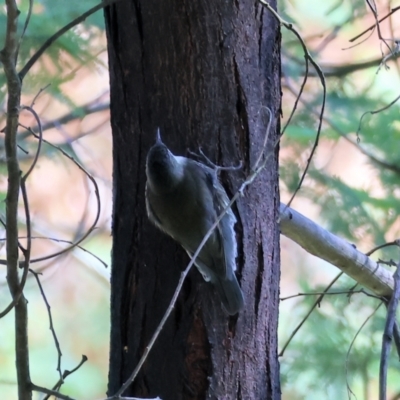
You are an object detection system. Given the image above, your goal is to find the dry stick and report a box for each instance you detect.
[345,302,383,399]
[29,269,63,381]
[379,264,400,400]
[107,109,275,399]
[18,0,120,79]
[259,0,326,208]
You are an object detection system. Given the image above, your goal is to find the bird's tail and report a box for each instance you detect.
[213,274,244,315]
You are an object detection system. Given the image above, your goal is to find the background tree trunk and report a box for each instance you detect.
[104,0,281,398]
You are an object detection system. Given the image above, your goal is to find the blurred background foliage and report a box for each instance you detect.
[1,0,400,399]
[0,0,111,399]
[279,0,400,399]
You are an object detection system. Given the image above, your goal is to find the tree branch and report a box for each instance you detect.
[0,1,32,399]
[279,203,394,296]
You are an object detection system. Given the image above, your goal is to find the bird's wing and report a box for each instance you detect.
[205,168,237,279]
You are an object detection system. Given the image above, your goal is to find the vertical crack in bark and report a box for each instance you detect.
[132,0,144,43]
[233,56,250,171]
[254,236,264,316]
[237,378,242,400]
[257,7,264,65]
[184,309,211,399]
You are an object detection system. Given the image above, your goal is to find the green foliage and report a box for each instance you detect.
[0,0,105,104]
[280,0,400,247]
[280,0,400,398]
[280,277,400,400]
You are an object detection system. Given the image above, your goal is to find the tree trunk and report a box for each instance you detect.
[104,0,281,399]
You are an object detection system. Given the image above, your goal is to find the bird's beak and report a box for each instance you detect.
[156,128,162,144]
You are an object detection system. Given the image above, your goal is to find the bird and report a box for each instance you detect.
[145,129,244,315]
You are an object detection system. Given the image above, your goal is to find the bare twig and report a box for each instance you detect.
[43,355,88,400]
[108,108,275,399]
[18,0,120,79]
[345,302,383,399]
[349,6,400,43]
[16,100,109,141]
[20,105,43,181]
[379,264,400,400]
[16,0,33,60]
[367,240,400,257]
[1,130,101,265]
[279,272,343,357]
[281,288,385,302]
[356,93,400,138]
[29,269,63,381]
[259,0,326,208]
[30,383,76,400]
[30,84,51,108]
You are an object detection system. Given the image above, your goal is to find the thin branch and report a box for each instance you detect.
[15,0,33,61]
[392,320,400,362]
[43,355,87,400]
[379,264,400,400]
[0,234,108,270]
[367,240,400,257]
[30,84,51,108]
[16,101,110,141]
[18,0,120,79]
[283,79,400,176]
[108,109,275,399]
[28,236,107,267]
[345,302,383,399]
[0,179,31,319]
[356,93,400,137]
[0,1,32,399]
[29,269,63,381]
[260,0,326,208]
[349,6,400,43]
[23,130,100,264]
[30,383,76,400]
[20,105,43,180]
[279,272,343,356]
[281,288,385,302]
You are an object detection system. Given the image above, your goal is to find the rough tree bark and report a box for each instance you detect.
[104,0,281,399]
